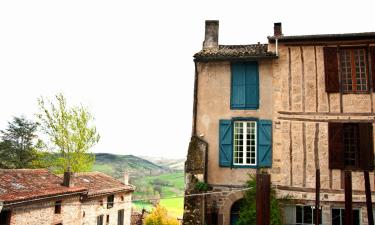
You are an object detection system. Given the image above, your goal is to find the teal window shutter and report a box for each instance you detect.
[230,62,259,109]
[258,120,272,167]
[219,120,233,167]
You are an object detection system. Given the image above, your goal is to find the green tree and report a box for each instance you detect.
[37,93,100,173]
[144,205,179,225]
[0,116,42,168]
[236,174,284,225]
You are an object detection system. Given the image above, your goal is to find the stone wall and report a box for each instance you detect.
[82,193,132,225]
[10,196,83,225]
[8,192,132,225]
[183,136,208,225]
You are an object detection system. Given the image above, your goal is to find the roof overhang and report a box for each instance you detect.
[268,32,375,43]
[194,55,278,62]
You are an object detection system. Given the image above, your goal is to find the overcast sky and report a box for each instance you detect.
[0,0,374,158]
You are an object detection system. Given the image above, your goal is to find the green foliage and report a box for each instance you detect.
[144,205,179,225]
[0,116,45,169]
[194,181,209,192]
[37,93,100,173]
[236,174,284,225]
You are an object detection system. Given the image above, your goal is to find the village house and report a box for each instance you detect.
[183,20,375,225]
[0,169,134,225]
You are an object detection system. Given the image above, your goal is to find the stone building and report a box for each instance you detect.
[183,20,375,225]
[0,169,134,225]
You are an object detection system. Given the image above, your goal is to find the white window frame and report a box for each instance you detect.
[233,121,257,166]
[331,208,361,225]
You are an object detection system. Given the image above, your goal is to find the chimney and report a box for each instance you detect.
[203,20,219,50]
[274,22,282,37]
[63,167,74,187]
[124,171,129,185]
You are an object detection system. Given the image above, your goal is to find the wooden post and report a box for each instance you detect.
[364,171,374,225]
[256,173,271,225]
[315,169,320,225]
[345,170,353,225]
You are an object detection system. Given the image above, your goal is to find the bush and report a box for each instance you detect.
[236,174,284,225]
[144,205,179,225]
[194,181,209,192]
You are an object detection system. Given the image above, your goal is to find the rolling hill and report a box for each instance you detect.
[93,153,169,179]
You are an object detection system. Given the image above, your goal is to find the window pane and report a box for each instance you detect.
[332,209,341,225]
[296,206,303,224]
[233,121,256,166]
[304,206,312,224]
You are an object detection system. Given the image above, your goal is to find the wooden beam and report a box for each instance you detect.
[315,169,321,225]
[364,171,374,225]
[345,170,353,225]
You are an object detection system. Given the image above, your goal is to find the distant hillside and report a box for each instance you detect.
[138,156,185,171]
[93,153,169,179]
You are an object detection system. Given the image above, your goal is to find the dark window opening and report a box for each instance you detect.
[97,215,104,225]
[106,215,109,224]
[295,205,322,225]
[107,195,114,209]
[55,200,62,214]
[100,199,104,206]
[0,211,11,225]
[332,208,360,225]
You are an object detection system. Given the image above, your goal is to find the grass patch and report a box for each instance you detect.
[159,197,184,218]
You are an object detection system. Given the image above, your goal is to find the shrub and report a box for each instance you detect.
[144,205,179,225]
[194,181,209,192]
[236,174,285,225]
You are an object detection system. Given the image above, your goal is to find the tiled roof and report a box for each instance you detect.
[0,169,87,204]
[194,44,276,61]
[268,32,375,43]
[72,172,134,196]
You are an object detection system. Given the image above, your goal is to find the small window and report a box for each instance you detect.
[107,195,114,209]
[99,199,104,206]
[332,208,360,225]
[55,201,62,214]
[97,215,104,225]
[118,209,124,225]
[340,48,368,92]
[233,121,257,166]
[121,195,124,201]
[283,205,321,225]
[106,215,109,224]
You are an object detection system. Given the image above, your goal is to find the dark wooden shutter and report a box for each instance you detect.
[329,123,344,169]
[324,47,340,93]
[359,123,374,170]
[369,47,375,91]
[219,120,233,167]
[258,120,272,167]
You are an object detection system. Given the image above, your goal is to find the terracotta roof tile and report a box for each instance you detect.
[194,44,276,61]
[72,172,134,196]
[0,169,86,204]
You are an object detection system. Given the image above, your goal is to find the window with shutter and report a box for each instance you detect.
[329,122,374,170]
[97,215,104,225]
[230,62,259,109]
[218,118,272,168]
[324,47,374,93]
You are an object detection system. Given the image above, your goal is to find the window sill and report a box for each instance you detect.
[230,106,259,110]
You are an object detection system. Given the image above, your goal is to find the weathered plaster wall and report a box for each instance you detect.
[195,60,273,185]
